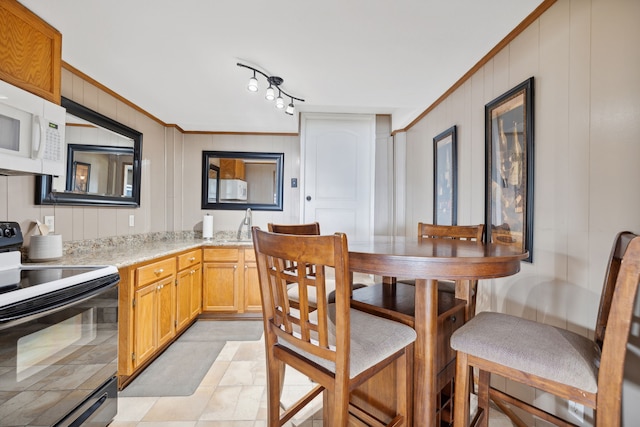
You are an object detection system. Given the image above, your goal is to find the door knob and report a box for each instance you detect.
[306,196,311,201]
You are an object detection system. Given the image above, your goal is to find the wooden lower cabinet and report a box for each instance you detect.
[118,249,202,387]
[202,247,261,315]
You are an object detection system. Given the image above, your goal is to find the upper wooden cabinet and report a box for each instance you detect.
[219,158,246,180]
[0,0,62,103]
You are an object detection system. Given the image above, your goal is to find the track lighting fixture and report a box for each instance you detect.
[237,62,304,116]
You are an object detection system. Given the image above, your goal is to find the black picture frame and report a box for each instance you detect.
[485,77,534,262]
[72,161,91,193]
[433,125,457,225]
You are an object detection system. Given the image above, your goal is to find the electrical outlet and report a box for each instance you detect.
[568,400,584,423]
[44,216,55,233]
[129,215,135,227]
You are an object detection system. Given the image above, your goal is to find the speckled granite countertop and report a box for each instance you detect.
[23,231,252,268]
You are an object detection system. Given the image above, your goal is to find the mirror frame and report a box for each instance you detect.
[36,97,143,207]
[201,151,284,211]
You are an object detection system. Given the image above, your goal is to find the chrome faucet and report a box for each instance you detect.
[236,208,252,240]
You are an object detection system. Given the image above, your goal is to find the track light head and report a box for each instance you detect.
[275,91,285,109]
[285,101,295,115]
[247,71,258,92]
[265,86,275,101]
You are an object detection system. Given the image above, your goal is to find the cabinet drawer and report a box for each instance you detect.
[178,250,202,270]
[436,303,465,373]
[136,258,176,287]
[203,248,240,262]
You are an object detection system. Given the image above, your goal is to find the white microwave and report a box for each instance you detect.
[0,79,66,176]
[220,179,248,200]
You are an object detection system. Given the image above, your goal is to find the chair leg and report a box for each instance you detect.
[328,387,350,427]
[453,352,471,427]
[266,352,283,426]
[477,369,490,427]
[395,349,409,426]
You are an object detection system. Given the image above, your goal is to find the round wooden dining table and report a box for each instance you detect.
[347,236,528,427]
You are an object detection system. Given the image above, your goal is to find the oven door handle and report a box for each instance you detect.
[0,273,119,329]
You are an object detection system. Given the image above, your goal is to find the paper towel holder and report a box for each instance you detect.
[202,214,214,240]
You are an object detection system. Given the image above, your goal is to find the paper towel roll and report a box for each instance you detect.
[203,214,213,239]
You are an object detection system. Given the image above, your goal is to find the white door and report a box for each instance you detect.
[300,113,375,241]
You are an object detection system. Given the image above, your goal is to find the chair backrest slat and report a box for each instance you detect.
[268,222,320,235]
[418,223,484,242]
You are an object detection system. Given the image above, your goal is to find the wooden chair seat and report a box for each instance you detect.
[451,231,640,427]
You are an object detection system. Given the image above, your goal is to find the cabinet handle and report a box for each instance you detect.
[450,315,457,323]
[189,257,196,262]
[154,268,164,275]
[234,265,237,269]
[190,270,195,275]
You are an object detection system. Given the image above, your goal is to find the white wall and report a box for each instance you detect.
[400,0,640,424]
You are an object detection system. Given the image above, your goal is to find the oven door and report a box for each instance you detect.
[0,274,118,427]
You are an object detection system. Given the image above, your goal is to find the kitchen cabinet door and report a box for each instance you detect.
[157,276,176,348]
[202,262,240,312]
[190,266,202,319]
[243,249,262,312]
[133,283,157,369]
[176,263,202,331]
[176,269,192,331]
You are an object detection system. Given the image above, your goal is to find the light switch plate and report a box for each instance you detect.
[129,215,135,227]
[44,216,55,233]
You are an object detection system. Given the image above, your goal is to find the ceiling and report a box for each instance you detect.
[19,0,544,134]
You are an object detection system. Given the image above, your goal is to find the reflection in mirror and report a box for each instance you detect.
[36,97,142,207]
[66,144,134,196]
[202,151,283,211]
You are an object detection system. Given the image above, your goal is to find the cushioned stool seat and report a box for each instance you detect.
[281,303,417,378]
[450,311,600,393]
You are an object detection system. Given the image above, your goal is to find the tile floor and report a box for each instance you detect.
[110,323,516,427]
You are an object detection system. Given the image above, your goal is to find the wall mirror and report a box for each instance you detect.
[202,151,284,211]
[36,97,143,207]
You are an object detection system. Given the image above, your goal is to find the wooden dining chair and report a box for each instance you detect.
[451,231,640,427]
[267,222,366,308]
[252,227,417,426]
[268,222,321,235]
[399,223,485,321]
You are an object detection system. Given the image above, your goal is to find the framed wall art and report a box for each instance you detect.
[485,77,534,262]
[72,161,91,193]
[433,125,457,225]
